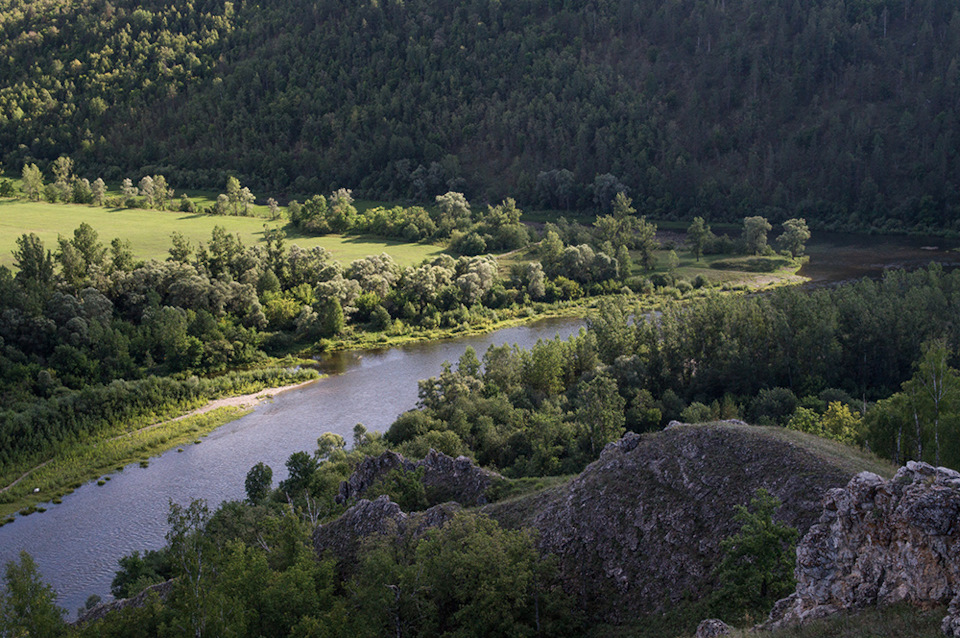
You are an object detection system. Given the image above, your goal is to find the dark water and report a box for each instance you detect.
[799,231,960,284]
[0,318,585,617]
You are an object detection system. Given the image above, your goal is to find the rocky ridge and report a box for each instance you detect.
[311,424,889,624]
[335,449,501,506]
[766,461,960,635]
[485,425,888,623]
[313,495,461,573]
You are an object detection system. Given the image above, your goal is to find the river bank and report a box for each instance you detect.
[0,378,319,521]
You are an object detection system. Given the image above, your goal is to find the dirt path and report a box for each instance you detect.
[0,379,318,494]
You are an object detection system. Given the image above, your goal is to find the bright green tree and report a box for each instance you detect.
[0,551,66,638]
[742,216,772,255]
[21,163,43,201]
[712,489,798,622]
[777,218,811,258]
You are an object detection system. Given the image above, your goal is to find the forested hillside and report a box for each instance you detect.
[1,0,959,230]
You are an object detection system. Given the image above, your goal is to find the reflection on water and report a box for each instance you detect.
[0,317,585,617]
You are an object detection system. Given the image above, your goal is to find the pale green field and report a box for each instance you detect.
[0,200,445,267]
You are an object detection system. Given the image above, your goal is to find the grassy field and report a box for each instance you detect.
[0,199,445,268]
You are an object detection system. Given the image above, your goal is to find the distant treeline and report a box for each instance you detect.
[1,0,959,230]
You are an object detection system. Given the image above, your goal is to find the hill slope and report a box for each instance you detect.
[1,0,959,229]
[483,423,894,623]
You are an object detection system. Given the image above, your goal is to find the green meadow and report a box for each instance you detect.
[0,199,445,268]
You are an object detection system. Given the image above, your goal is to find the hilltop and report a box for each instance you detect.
[1,0,959,229]
[311,422,894,633]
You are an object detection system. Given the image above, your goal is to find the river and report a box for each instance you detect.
[0,317,585,616]
[3,229,960,616]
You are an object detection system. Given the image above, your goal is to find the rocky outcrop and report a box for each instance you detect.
[312,495,460,573]
[484,424,884,623]
[766,461,960,634]
[336,451,415,504]
[74,579,174,625]
[695,618,732,637]
[336,449,501,507]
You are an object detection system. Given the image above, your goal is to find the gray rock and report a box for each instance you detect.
[696,618,732,637]
[336,449,501,507]
[765,462,960,634]
[74,579,174,625]
[483,424,865,623]
[313,495,460,575]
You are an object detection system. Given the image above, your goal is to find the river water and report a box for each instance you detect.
[0,318,585,616]
[3,230,960,615]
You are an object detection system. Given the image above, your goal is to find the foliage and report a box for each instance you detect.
[711,489,798,623]
[2,0,959,231]
[0,551,66,638]
[245,462,273,504]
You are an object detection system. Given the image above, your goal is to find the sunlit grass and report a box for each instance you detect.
[0,199,445,267]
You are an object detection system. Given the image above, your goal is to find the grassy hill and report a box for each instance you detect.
[483,422,895,634]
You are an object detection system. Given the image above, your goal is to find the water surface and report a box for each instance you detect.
[0,318,584,615]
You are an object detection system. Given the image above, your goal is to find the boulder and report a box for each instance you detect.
[765,462,960,635]
[696,618,732,637]
[336,449,501,507]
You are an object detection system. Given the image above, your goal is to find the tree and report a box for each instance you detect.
[712,489,798,622]
[742,216,772,255]
[435,191,471,221]
[0,551,66,638]
[908,339,960,466]
[152,175,173,211]
[91,178,107,206]
[239,187,255,216]
[686,216,711,261]
[139,176,155,208]
[280,451,317,495]
[245,462,273,504]
[226,176,241,215]
[575,372,626,457]
[120,178,139,206]
[21,164,43,201]
[777,218,810,258]
[635,216,659,271]
[13,233,54,287]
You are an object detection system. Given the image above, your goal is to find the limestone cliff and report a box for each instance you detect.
[766,461,960,635]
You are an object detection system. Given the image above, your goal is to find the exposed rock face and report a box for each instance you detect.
[695,618,732,637]
[766,461,960,634]
[336,449,501,506]
[74,579,174,625]
[336,451,415,504]
[312,495,460,573]
[484,425,880,623]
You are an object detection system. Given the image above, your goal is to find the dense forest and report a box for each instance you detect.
[1,0,960,230]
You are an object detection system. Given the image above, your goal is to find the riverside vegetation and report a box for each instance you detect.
[0,170,809,520]
[5,264,960,636]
